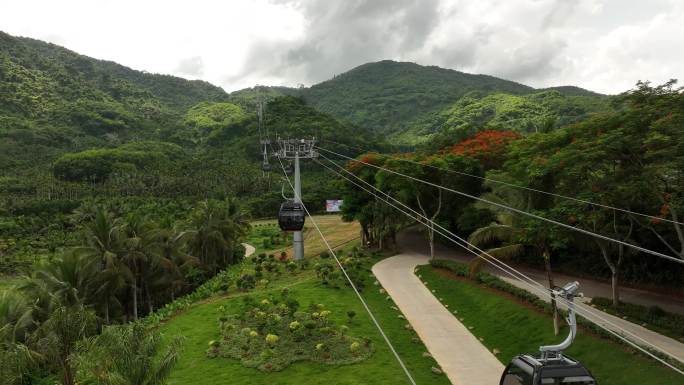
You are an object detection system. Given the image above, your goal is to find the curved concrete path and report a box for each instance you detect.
[242,243,256,258]
[373,254,504,385]
[394,228,684,365]
[498,275,684,364]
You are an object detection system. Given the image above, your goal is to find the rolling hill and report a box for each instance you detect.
[0,31,383,212]
[0,31,232,173]
[1,30,611,177]
[292,60,610,144]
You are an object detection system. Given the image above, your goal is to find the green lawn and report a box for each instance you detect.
[416,264,684,385]
[246,220,290,256]
[159,259,450,385]
[247,216,361,258]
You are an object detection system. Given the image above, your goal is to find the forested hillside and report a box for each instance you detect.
[1,26,683,385]
[0,31,230,172]
[0,32,382,283]
[298,60,610,143]
[339,80,684,296]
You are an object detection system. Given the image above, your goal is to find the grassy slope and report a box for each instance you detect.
[248,216,360,258]
[161,276,450,385]
[158,216,447,385]
[416,265,682,385]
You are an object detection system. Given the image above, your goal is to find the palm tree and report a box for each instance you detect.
[31,305,96,385]
[467,221,525,277]
[0,343,34,385]
[75,322,183,385]
[28,252,99,308]
[76,207,129,324]
[0,291,34,344]
[186,199,249,275]
[466,187,526,277]
[119,214,153,321]
[146,226,196,302]
[467,187,562,335]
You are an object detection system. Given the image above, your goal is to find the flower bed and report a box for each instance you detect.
[207,289,373,371]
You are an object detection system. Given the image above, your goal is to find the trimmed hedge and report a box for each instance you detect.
[429,259,553,313]
[590,297,684,340]
[429,259,684,370]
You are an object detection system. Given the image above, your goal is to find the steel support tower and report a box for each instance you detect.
[275,137,318,260]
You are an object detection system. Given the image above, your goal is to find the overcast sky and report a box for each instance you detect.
[1,0,682,94]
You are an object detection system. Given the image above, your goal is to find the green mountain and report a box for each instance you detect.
[300,60,530,134]
[399,89,611,145]
[227,85,299,110]
[1,30,610,180]
[0,31,229,172]
[0,31,383,210]
[295,60,609,144]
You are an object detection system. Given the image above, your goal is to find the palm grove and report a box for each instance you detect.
[1,198,248,384]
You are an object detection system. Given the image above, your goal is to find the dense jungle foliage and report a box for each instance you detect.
[339,81,684,304]
[1,29,682,385]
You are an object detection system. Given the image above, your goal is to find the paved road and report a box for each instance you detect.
[373,254,504,385]
[397,228,684,364]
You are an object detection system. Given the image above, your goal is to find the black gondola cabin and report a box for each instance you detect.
[278,200,305,231]
[500,354,597,385]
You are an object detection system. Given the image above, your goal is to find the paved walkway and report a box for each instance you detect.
[397,228,684,365]
[498,276,684,364]
[242,243,255,258]
[373,254,504,385]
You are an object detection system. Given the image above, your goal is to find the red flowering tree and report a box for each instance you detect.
[449,130,520,169]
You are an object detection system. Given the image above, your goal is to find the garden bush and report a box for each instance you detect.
[426,259,673,351]
[590,297,684,339]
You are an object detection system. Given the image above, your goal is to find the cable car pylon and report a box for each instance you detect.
[274,137,318,260]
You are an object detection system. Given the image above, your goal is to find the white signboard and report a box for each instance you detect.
[326,200,343,212]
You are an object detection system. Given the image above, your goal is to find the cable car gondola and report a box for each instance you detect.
[501,354,596,385]
[262,162,272,172]
[500,282,597,385]
[284,162,294,175]
[278,199,305,231]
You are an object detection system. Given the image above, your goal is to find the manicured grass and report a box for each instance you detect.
[159,259,450,385]
[246,221,290,256]
[416,264,684,385]
[248,215,360,258]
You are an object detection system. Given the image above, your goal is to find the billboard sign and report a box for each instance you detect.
[326,200,343,212]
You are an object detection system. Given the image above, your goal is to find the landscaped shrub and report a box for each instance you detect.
[207,291,373,371]
[590,297,684,339]
[141,249,310,329]
[426,259,659,351]
[237,273,256,291]
[314,254,368,289]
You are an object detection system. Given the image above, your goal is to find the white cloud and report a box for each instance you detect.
[0,0,682,94]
